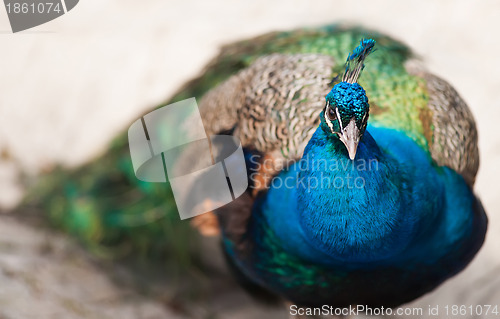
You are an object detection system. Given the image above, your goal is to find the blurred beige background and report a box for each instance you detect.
[1,0,500,318]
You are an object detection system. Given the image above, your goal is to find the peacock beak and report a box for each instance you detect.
[339,117,360,160]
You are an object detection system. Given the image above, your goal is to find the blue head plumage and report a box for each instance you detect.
[321,39,375,160]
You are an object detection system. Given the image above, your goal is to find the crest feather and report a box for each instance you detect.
[342,39,376,84]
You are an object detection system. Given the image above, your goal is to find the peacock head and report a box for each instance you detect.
[320,39,375,160]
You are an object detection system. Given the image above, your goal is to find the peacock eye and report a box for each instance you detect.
[327,107,337,121]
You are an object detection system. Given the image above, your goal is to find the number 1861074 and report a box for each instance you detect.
[5,2,62,14]
[444,305,499,316]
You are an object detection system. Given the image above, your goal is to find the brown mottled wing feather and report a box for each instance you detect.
[200,53,334,161]
[407,62,480,186]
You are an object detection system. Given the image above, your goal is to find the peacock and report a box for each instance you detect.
[22,25,487,317]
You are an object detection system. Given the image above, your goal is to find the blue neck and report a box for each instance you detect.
[297,127,415,262]
[261,125,444,265]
